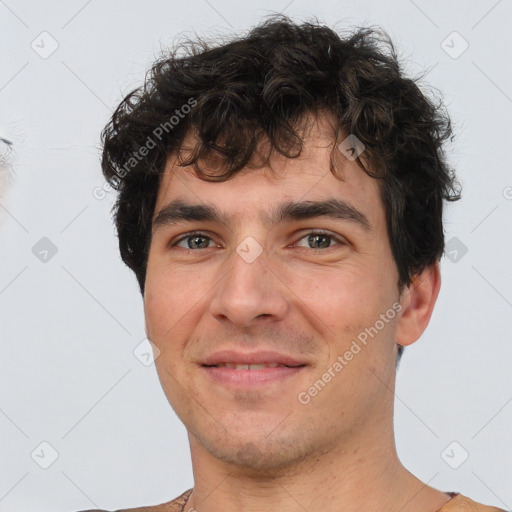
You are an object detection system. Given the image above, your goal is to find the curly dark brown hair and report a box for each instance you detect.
[101,15,461,363]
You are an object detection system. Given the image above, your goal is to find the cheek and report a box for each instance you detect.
[288,263,377,328]
[288,263,396,358]
[144,262,216,349]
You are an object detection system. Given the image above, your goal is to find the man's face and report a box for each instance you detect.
[144,113,405,473]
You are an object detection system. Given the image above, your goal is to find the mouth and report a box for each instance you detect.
[201,353,307,387]
[205,362,304,370]
[201,349,307,368]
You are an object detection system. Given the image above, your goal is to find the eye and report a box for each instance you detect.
[293,230,346,250]
[169,230,346,251]
[172,231,219,250]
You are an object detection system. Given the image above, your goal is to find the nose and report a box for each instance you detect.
[208,242,289,328]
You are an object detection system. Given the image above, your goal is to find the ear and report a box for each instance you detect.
[395,262,441,347]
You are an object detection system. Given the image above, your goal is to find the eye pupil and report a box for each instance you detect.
[189,236,209,249]
[309,234,331,249]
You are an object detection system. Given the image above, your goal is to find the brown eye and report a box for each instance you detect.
[294,231,345,250]
[172,231,218,250]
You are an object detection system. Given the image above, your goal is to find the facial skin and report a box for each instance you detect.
[144,112,447,512]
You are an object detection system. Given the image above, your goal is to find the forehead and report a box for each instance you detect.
[154,113,384,230]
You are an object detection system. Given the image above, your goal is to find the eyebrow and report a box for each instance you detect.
[152,198,371,233]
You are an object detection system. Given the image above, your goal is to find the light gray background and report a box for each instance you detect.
[1,1,511,511]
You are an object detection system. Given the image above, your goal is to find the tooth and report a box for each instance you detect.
[248,364,267,370]
[213,362,290,370]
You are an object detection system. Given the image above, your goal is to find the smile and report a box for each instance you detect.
[202,364,306,387]
[209,362,296,370]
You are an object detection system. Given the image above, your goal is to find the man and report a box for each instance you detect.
[83,15,506,512]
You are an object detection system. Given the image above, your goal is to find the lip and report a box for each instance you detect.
[201,349,307,367]
[202,365,305,386]
[200,349,308,387]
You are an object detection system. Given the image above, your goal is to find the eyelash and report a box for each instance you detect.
[170,230,347,252]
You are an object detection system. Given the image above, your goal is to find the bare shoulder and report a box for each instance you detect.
[74,488,193,512]
[442,494,509,512]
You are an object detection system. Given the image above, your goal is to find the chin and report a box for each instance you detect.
[193,426,319,477]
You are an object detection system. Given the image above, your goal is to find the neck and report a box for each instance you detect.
[185,425,451,512]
